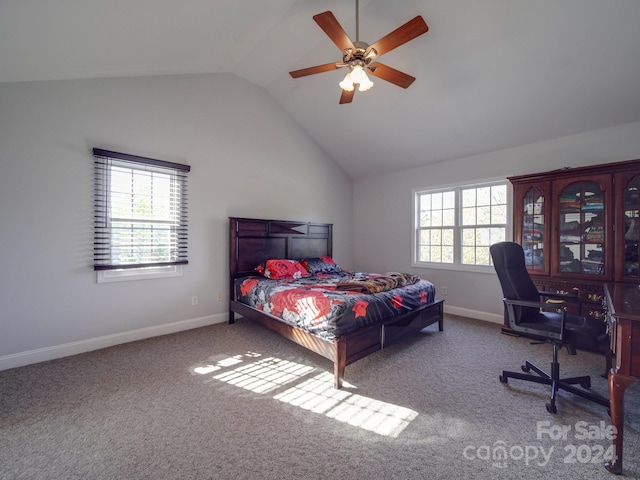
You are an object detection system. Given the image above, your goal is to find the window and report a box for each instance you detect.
[413,180,509,271]
[93,148,190,282]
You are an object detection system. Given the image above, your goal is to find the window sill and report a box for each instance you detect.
[96,265,183,283]
[411,262,497,275]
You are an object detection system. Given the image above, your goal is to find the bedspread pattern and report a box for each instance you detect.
[235,272,435,340]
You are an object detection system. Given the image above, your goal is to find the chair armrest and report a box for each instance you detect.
[503,298,567,312]
[503,297,566,340]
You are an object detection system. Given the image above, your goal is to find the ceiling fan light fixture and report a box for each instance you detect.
[356,72,374,92]
[339,73,355,91]
[339,65,373,92]
[349,65,367,83]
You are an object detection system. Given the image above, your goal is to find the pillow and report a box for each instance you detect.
[299,256,342,274]
[255,259,308,279]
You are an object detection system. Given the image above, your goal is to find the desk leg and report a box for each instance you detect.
[605,372,636,475]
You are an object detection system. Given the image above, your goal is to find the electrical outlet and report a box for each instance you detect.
[441,286,448,295]
[217,292,224,303]
[191,296,199,306]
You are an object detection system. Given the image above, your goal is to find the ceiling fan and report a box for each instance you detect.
[289,0,429,104]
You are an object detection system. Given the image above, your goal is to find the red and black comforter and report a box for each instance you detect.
[234,272,436,340]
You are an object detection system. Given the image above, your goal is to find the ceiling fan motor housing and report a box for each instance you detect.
[343,41,376,69]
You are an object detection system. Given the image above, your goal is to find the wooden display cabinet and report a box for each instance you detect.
[505,158,640,335]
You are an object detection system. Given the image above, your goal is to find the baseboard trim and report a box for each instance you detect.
[444,305,503,325]
[1,306,503,372]
[0,313,228,372]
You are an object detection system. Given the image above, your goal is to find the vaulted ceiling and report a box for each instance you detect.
[2,0,640,179]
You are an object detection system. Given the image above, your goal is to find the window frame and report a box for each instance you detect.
[412,178,512,273]
[93,148,190,282]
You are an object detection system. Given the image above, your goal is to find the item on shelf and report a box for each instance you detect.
[625,216,639,241]
[584,226,604,242]
[559,245,575,261]
[524,202,543,215]
[524,248,544,266]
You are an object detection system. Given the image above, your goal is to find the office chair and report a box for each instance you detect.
[490,241,610,414]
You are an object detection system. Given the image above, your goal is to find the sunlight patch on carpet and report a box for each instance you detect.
[274,372,418,437]
[194,353,315,394]
[192,352,418,437]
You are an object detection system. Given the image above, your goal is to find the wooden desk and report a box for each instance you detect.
[604,283,640,475]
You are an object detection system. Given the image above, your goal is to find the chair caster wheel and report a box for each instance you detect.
[521,365,530,373]
[580,382,590,389]
[499,374,508,384]
[546,403,557,414]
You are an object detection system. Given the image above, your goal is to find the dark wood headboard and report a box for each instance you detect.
[229,217,333,290]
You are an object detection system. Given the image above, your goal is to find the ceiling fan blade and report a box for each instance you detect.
[367,62,416,89]
[313,11,356,53]
[339,89,355,104]
[366,16,428,58]
[289,62,344,78]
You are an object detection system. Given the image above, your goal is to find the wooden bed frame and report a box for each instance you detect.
[228,217,444,389]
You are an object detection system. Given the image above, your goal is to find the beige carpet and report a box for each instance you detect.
[1,315,639,480]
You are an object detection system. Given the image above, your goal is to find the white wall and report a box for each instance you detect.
[0,73,353,369]
[353,121,640,322]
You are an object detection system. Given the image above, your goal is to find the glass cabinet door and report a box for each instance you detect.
[558,181,605,276]
[522,187,545,272]
[621,175,640,279]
